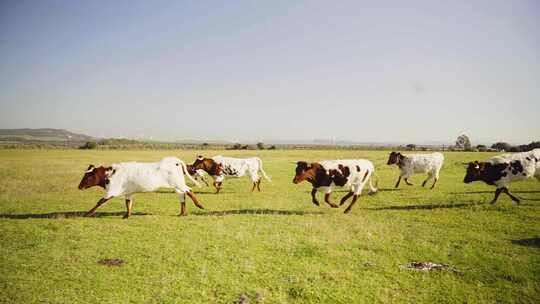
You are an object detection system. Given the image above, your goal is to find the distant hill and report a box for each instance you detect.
[0,128,95,143]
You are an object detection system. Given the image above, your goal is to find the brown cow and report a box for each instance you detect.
[192,157,224,193]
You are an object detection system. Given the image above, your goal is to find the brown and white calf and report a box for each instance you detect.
[192,155,270,193]
[78,157,204,217]
[292,159,377,213]
[463,154,538,204]
[186,164,211,186]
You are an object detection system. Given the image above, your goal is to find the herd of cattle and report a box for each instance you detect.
[78,149,540,217]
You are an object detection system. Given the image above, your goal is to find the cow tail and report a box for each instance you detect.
[256,157,272,182]
[368,170,379,194]
[179,160,201,188]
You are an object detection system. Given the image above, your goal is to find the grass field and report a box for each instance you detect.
[0,149,539,303]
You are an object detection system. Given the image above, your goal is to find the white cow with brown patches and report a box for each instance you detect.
[78,157,204,217]
[293,159,377,213]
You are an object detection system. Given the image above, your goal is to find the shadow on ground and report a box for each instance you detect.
[451,190,540,194]
[194,209,324,216]
[0,211,150,219]
[511,237,540,248]
[370,201,486,211]
[450,190,540,201]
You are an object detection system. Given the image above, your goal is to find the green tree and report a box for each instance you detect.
[80,141,97,150]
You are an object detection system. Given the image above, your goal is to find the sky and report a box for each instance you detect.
[0,0,539,144]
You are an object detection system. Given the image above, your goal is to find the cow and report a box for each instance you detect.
[292,159,377,213]
[387,152,444,189]
[78,157,204,217]
[490,148,540,181]
[192,155,271,193]
[186,164,212,187]
[463,155,538,204]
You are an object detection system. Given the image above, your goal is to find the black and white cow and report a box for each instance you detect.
[463,153,538,204]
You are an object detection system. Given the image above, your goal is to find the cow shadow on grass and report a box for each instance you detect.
[451,190,540,194]
[193,209,324,216]
[0,211,150,219]
[511,238,540,248]
[511,237,540,248]
[451,190,540,202]
[370,201,486,211]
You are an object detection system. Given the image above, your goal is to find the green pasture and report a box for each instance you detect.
[0,149,538,303]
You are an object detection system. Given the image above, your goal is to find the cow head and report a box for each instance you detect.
[387,152,403,165]
[78,165,114,189]
[293,161,313,184]
[463,161,483,183]
[192,156,223,176]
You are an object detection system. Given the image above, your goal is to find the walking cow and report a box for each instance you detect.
[78,157,204,217]
[292,159,377,213]
[464,150,539,204]
[192,155,271,193]
[387,152,444,189]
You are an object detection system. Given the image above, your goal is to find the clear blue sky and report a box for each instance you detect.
[1,0,539,144]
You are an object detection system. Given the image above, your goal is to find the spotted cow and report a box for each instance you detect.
[293,159,377,213]
[192,155,270,193]
[463,154,538,204]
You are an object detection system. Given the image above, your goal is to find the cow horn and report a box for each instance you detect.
[85,165,95,173]
[197,155,204,160]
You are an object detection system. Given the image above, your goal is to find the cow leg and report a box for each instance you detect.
[501,187,520,204]
[311,188,319,206]
[430,177,438,189]
[395,175,402,188]
[344,195,359,214]
[213,181,223,194]
[421,175,431,187]
[490,188,504,204]
[123,197,133,219]
[186,191,205,209]
[404,178,413,186]
[179,201,187,216]
[251,182,257,192]
[324,193,338,208]
[85,197,111,217]
[340,191,354,206]
[177,192,188,216]
[256,179,262,192]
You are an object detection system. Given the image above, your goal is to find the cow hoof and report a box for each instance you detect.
[122,215,129,219]
[85,213,95,217]
[343,208,351,214]
[178,213,187,217]
[330,204,338,208]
